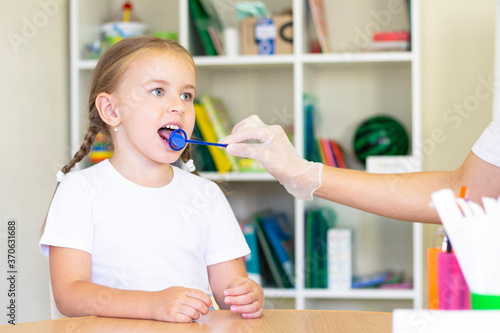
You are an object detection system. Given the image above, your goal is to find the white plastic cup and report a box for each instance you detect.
[224,27,239,57]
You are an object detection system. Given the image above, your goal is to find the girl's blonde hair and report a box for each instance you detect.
[42,36,197,232]
[64,35,196,174]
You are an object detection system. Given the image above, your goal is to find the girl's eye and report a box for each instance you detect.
[181,93,192,102]
[151,88,164,96]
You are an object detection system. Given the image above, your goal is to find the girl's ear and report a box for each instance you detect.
[96,93,120,127]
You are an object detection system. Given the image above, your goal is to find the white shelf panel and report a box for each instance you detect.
[194,55,295,68]
[79,55,296,70]
[78,59,98,70]
[262,288,416,300]
[303,288,416,300]
[79,52,413,70]
[199,172,277,182]
[302,52,414,64]
[263,288,298,298]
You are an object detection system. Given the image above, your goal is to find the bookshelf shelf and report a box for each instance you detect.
[194,55,295,67]
[70,0,422,312]
[263,288,298,299]
[77,60,98,70]
[193,53,414,69]
[199,172,277,182]
[302,289,416,300]
[301,52,415,64]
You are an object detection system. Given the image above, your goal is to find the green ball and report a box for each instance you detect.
[353,115,409,164]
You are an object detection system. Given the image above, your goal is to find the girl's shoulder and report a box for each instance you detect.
[59,160,111,188]
[172,166,222,192]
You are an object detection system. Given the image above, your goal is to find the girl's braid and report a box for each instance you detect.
[61,114,104,174]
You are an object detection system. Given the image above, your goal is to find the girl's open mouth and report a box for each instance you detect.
[158,124,180,144]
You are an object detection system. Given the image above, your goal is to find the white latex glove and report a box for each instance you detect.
[219,115,323,200]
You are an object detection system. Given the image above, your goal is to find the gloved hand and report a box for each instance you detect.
[219,115,323,200]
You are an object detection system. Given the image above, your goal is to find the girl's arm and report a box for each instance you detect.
[207,258,264,318]
[50,246,213,322]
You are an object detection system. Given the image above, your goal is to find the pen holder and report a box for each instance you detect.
[427,247,440,309]
[437,252,470,309]
[471,293,500,310]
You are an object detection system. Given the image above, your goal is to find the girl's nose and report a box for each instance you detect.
[168,96,185,114]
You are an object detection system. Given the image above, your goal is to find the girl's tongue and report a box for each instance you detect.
[158,128,173,142]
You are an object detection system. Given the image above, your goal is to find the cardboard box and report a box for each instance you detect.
[240,15,293,55]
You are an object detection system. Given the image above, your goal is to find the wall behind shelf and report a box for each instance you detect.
[421,2,495,172]
[0,0,69,323]
[420,0,495,309]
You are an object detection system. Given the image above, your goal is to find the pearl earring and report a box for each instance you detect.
[114,126,118,132]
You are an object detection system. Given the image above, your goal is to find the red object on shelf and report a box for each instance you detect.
[373,31,410,42]
[122,2,132,22]
[310,39,321,53]
[123,2,132,10]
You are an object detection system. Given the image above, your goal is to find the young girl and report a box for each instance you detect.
[40,36,264,322]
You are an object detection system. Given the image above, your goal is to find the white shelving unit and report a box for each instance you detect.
[70,0,422,311]
[495,0,500,121]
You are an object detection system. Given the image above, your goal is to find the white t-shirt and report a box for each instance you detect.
[472,119,500,167]
[40,160,250,294]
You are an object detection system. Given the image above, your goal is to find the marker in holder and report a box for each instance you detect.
[169,129,228,151]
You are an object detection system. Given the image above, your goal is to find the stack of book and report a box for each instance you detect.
[192,94,237,173]
[305,207,337,289]
[317,138,346,168]
[193,94,265,173]
[351,271,408,289]
[305,206,408,290]
[304,94,346,168]
[371,31,411,51]
[307,0,331,53]
[188,0,224,56]
[242,211,295,289]
[243,207,408,290]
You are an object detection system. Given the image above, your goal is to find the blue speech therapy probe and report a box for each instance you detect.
[168,129,228,151]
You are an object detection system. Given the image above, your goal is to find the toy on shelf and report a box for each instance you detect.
[89,132,113,165]
[353,115,409,165]
[122,2,132,22]
[100,1,148,47]
[83,2,147,59]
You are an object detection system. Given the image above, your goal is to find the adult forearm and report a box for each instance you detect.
[314,166,458,224]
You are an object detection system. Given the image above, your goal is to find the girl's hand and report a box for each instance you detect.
[223,277,264,319]
[152,287,213,323]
